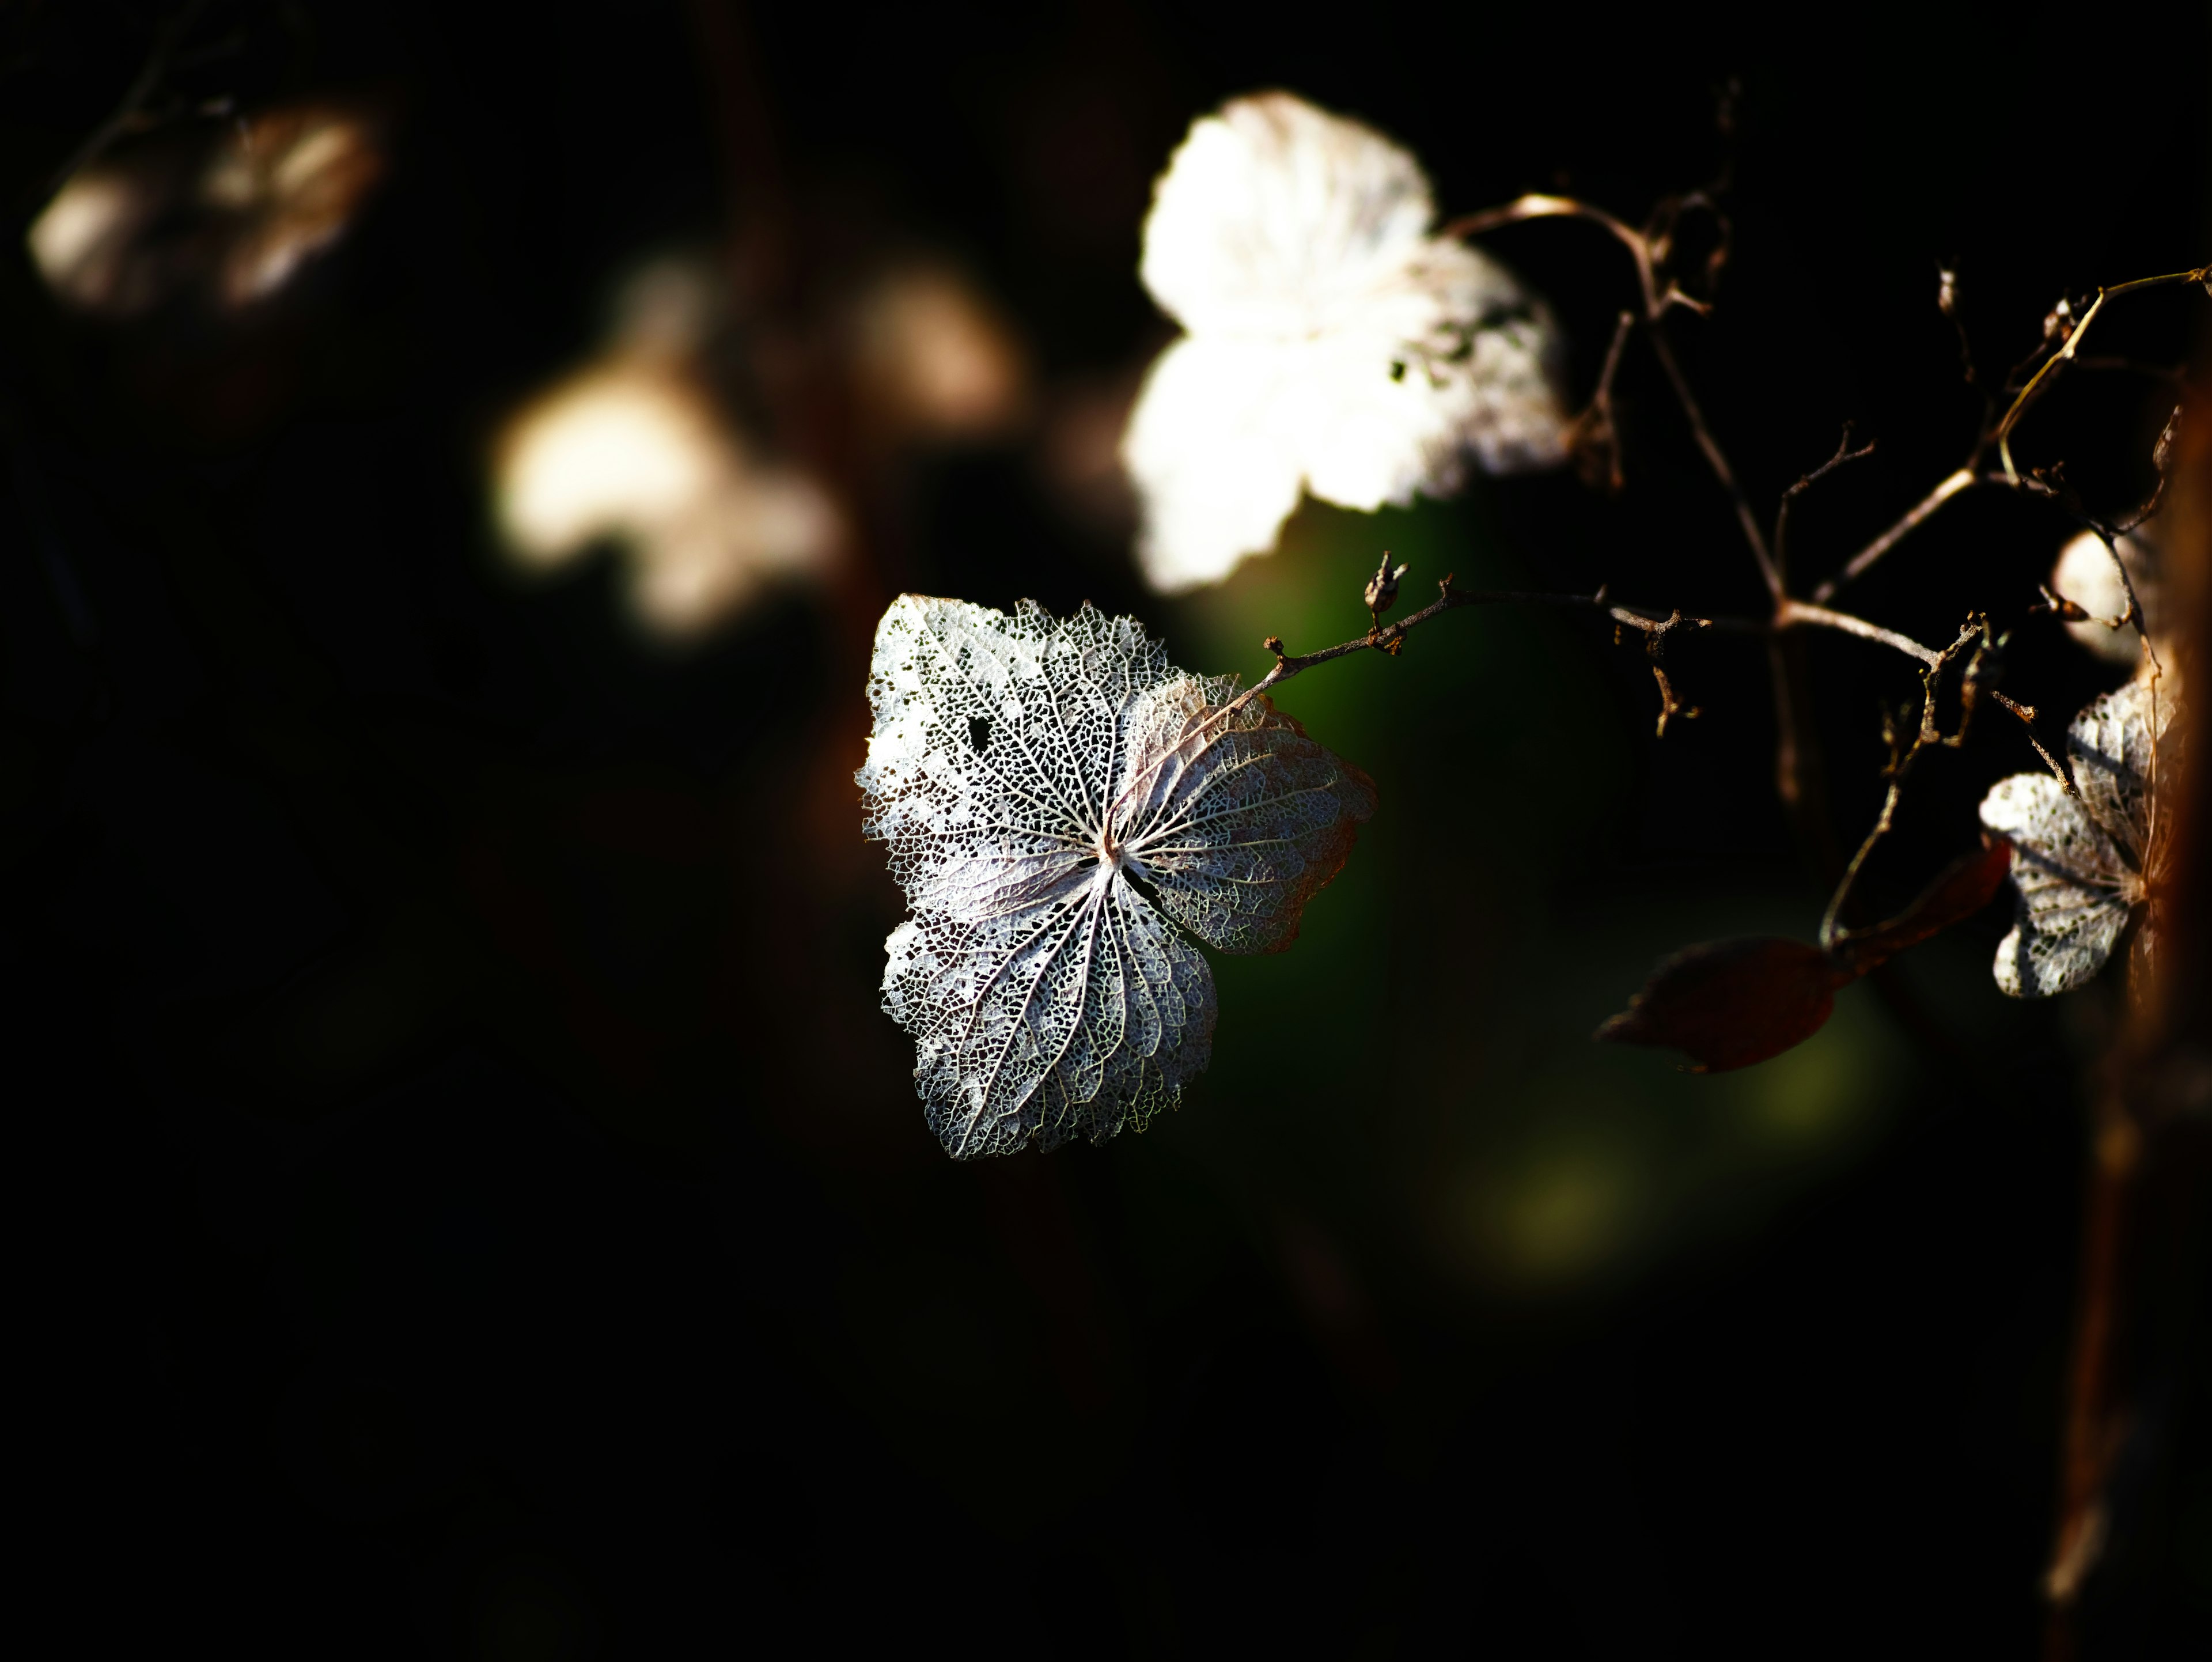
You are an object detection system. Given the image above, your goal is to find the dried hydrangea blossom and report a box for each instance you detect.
[858,596,1376,1158]
[1121,91,1566,593]
[1978,676,2182,997]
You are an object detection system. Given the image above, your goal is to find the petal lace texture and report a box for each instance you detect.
[858,596,1377,1158]
[1979,677,2180,997]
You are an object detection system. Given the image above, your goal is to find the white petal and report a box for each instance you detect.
[1124,92,1565,592]
[1139,92,1435,339]
[1979,772,2124,880]
[1120,336,1309,592]
[1980,770,2136,998]
[1991,900,2130,998]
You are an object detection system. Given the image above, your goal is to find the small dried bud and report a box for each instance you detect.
[2037,584,2090,623]
[1363,550,1410,617]
[1936,266,1959,317]
[2041,296,2073,343]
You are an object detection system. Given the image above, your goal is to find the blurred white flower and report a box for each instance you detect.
[1121,92,1566,592]
[28,102,385,317]
[850,262,1030,442]
[2049,527,2165,665]
[1978,677,2181,997]
[492,258,839,640]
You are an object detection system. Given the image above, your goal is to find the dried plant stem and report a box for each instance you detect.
[1243,573,1955,745]
[1642,325,1781,598]
[1820,265,2207,601]
[1775,425,1877,585]
[1811,467,1976,604]
[1998,268,2207,479]
[1990,691,2079,798]
[1247,582,1709,704]
[1818,619,1988,949]
[1441,195,1677,321]
[1774,599,1941,667]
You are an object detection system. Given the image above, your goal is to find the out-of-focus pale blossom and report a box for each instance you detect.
[493,259,839,640]
[28,103,385,317]
[2050,527,2165,665]
[1121,92,1566,592]
[850,263,1030,442]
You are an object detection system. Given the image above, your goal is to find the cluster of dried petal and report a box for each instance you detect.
[1120,92,1565,593]
[492,258,839,639]
[858,596,1375,1158]
[1979,677,2182,997]
[29,103,385,318]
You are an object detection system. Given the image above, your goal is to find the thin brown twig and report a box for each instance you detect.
[1819,618,1990,949]
[1642,324,1782,597]
[1813,267,2206,603]
[1243,576,1719,737]
[1245,564,1949,713]
[1996,267,2210,482]
[1245,580,1707,696]
[1774,598,1942,666]
[1563,309,1638,492]
[1775,423,1877,586]
[1810,468,1978,604]
[1441,195,1669,321]
[1991,690,2079,798]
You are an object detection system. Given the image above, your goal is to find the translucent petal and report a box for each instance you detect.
[1122,92,1565,593]
[2067,676,2179,866]
[859,596,1373,1156]
[1118,337,1310,592]
[1978,672,2188,1002]
[1137,92,1435,339]
[1116,675,1377,954]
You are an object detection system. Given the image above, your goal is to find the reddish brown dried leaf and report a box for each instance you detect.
[1829,835,2013,976]
[1594,937,1846,1073]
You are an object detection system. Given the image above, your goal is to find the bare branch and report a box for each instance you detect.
[1441,194,1672,320]
[1818,619,1989,950]
[1994,267,2209,483]
[1563,309,1637,493]
[1775,423,1877,585]
[1810,468,1978,604]
[1642,324,1781,597]
[1814,267,2202,604]
[1991,690,2079,798]
[1242,576,1715,715]
[1775,599,1942,667]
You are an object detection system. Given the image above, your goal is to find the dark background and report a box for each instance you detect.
[5,1,2209,1655]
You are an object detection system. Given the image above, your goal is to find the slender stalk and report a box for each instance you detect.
[1812,468,1978,604]
[1642,325,1782,599]
[1775,599,1941,667]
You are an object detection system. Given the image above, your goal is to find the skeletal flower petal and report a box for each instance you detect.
[1121,92,1565,593]
[1978,677,2183,998]
[858,595,1374,1157]
[1979,773,2133,997]
[2067,676,2177,868]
